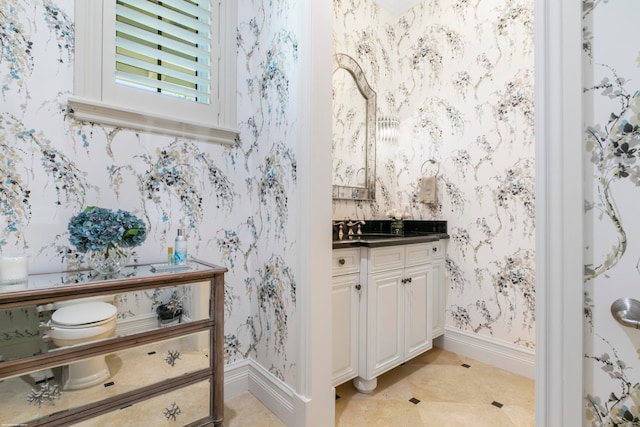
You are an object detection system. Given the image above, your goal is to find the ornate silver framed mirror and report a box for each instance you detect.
[332,53,376,200]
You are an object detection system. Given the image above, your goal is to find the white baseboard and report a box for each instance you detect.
[437,326,535,379]
[225,359,304,426]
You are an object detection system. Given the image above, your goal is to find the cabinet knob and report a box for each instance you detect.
[355,284,361,291]
[432,247,438,253]
[338,258,346,265]
[407,277,412,283]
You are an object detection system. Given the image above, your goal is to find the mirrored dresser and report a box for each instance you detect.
[0,259,226,426]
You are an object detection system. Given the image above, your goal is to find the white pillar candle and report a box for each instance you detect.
[0,255,28,283]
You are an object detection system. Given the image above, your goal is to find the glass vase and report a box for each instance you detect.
[390,219,404,235]
[87,244,131,275]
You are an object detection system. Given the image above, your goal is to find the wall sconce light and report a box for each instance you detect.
[377,116,399,145]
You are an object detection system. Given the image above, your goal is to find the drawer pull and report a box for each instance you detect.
[355,284,361,291]
[338,258,346,265]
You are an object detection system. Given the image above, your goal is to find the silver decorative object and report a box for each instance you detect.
[27,382,61,407]
[164,402,182,421]
[165,349,181,367]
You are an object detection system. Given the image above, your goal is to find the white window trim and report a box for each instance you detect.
[70,0,237,145]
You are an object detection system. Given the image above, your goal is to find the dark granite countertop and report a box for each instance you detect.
[332,220,449,249]
[332,232,449,249]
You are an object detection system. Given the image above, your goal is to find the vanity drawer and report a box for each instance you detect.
[405,243,430,267]
[369,243,431,272]
[369,245,405,272]
[332,248,361,276]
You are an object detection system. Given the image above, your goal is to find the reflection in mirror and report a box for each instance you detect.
[332,53,376,200]
[0,282,209,363]
[0,330,210,425]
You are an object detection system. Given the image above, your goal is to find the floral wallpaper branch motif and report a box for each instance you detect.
[0,0,33,95]
[584,63,638,280]
[450,249,534,335]
[492,159,535,236]
[258,30,298,126]
[228,254,295,377]
[446,257,469,294]
[257,255,296,330]
[585,337,640,426]
[493,2,534,53]
[493,72,535,135]
[42,0,73,64]
[256,141,296,236]
[133,140,235,237]
[0,112,89,248]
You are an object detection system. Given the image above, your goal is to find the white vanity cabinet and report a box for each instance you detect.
[331,248,361,386]
[355,243,432,392]
[429,240,447,338]
[331,237,446,393]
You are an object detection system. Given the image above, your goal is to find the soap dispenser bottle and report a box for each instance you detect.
[174,229,187,265]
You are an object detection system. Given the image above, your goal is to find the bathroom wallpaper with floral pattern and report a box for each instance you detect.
[333,0,535,349]
[583,0,640,424]
[0,0,299,386]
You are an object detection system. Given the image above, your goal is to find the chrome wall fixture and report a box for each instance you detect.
[611,298,640,329]
[377,116,399,145]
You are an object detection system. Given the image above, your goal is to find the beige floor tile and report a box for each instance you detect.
[407,346,466,366]
[336,398,424,427]
[417,401,518,427]
[225,393,286,427]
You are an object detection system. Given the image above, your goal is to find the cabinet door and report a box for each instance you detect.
[431,260,446,338]
[332,274,359,386]
[366,270,403,378]
[404,265,432,360]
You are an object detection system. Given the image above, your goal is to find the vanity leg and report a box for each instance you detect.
[353,376,377,394]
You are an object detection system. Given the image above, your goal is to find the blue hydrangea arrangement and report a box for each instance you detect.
[68,206,147,253]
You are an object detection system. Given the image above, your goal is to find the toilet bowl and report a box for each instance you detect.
[49,300,117,390]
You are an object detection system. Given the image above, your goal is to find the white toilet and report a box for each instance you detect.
[48,297,117,390]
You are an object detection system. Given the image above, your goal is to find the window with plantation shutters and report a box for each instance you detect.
[70,0,237,145]
[115,0,211,104]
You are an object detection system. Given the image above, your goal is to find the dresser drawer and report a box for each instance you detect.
[332,248,361,276]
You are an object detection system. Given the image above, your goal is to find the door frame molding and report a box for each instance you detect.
[534,0,584,425]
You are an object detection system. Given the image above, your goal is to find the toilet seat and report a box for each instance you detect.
[52,302,117,328]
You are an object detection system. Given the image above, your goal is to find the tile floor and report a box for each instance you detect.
[225,347,535,427]
[4,343,532,426]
